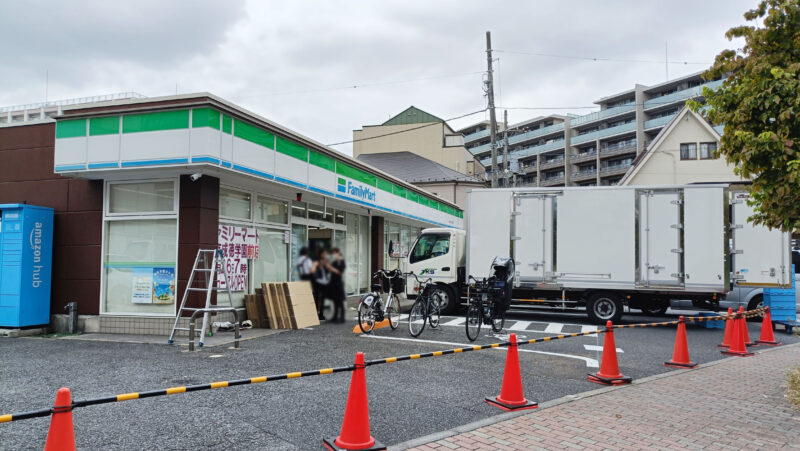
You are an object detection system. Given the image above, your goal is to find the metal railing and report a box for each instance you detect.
[0,92,146,114]
[643,79,723,110]
[599,164,631,177]
[570,102,636,127]
[188,308,240,352]
[541,175,565,186]
[571,152,597,163]
[571,121,636,145]
[539,157,566,170]
[571,170,598,182]
[644,113,677,130]
[599,145,637,158]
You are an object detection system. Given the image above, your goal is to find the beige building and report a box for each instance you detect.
[620,107,744,185]
[354,106,484,178]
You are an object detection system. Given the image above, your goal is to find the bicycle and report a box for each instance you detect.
[357,269,402,334]
[465,275,507,341]
[406,271,442,337]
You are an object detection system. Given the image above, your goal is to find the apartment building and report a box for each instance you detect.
[460,71,724,187]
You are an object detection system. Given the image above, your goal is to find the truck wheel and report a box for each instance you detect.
[434,285,458,315]
[747,295,764,322]
[587,293,623,325]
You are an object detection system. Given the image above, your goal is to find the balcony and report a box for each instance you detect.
[479,139,565,166]
[571,121,636,145]
[643,79,723,110]
[571,151,597,163]
[541,175,565,186]
[599,164,631,177]
[571,170,598,182]
[507,122,565,146]
[462,128,491,144]
[570,103,636,127]
[599,144,637,158]
[644,113,677,130]
[539,157,565,170]
[518,164,538,175]
[469,141,493,155]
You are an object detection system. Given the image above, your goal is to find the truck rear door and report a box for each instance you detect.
[513,193,556,282]
[637,189,684,288]
[731,192,792,287]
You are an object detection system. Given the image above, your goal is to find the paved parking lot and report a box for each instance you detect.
[1,305,796,450]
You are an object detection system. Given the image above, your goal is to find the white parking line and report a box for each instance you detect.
[508,320,532,331]
[583,344,623,353]
[358,334,599,368]
[443,317,465,327]
[544,323,564,334]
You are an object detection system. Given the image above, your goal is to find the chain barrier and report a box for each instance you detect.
[0,307,766,424]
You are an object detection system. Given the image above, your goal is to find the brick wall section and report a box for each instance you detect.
[177,174,220,315]
[0,123,104,316]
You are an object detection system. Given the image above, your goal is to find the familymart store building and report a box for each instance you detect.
[49,93,462,334]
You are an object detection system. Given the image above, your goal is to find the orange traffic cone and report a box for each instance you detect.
[485,333,538,411]
[323,352,385,451]
[717,308,734,348]
[44,387,75,451]
[756,307,781,346]
[588,321,632,385]
[664,316,697,368]
[738,306,756,347]
[720,311,754,357]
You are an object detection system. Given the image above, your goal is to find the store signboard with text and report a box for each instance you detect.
[217,225,259,291]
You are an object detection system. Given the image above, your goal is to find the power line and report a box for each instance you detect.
[327,109,487,146]
[495,49,712,66]
[233,71,485,100]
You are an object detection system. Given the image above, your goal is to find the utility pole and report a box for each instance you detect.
[486,31,498,188]
[502,109,509,187]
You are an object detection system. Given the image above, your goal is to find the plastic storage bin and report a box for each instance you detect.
[698,312,725,329]
[764,265,797,332]
[0,204,54,327]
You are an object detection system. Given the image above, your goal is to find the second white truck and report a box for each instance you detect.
[404,184,793,324]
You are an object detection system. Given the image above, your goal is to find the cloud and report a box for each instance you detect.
[1,0,753,156]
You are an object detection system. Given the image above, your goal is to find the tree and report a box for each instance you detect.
[693,0,800,231]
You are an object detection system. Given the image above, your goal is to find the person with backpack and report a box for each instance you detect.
[297,247,314,282]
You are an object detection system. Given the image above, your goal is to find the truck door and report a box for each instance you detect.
[638,189,683,287]
[731,192,792,287]
[514,194,555,282]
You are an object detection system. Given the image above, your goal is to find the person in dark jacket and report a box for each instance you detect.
[312,248,330,320]
[327,247,347,323]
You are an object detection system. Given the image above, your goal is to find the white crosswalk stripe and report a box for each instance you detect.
[544,323,564,334]
[508,320,532,331]
[442,317,465,327]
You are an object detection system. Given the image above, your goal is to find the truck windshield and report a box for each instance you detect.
[409,233,450,264]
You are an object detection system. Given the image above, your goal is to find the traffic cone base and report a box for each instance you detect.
[720,348,754,357]
[756,339,781,346]
[323,437,386,451]
[587,373,632,385]
[664,360,698,369]
[485,396,538,411]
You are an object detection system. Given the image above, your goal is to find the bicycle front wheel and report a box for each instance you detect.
[465,302,482,341]
[428,293,442,329]
[358,298,376,334]
[387,295,400,330]
[408,299,427,337]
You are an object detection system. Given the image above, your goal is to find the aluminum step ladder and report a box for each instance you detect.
[168,249,235,346]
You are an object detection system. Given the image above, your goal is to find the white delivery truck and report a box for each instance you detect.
[404,184,793,324]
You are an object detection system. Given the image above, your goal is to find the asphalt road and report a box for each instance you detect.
[1,305,796,450]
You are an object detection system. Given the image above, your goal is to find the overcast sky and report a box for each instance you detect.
[1,0,753,155]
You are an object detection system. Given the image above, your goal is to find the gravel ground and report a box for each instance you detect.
[1,305,795,450]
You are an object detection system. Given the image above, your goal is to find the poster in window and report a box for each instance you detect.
[131,267,153,304]
[217,225,259,291]
[152,267,176,304]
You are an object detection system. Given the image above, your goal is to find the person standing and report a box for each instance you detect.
[296,247,313,282]
[312,248,330,320]
[327,248,346,323]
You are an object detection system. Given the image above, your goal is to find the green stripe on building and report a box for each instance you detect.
[56,119,86,138]
[89,116,119,136]
[376,178,393,193]
[392,184,407,199]
[309,150,335,171]
[407,191,418,203]
[336,162,376,186]
[222,115,232,134]
[123,110,189,133]
[276,136,308,161]
[192,108,220,130]
[419,196,429,207]
[235,119,275,149]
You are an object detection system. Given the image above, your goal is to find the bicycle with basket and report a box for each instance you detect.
[465,257,514,341]
[357,269,403,334]
[406,271,442,337]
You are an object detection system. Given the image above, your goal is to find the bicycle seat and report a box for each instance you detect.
[371,283,383,292]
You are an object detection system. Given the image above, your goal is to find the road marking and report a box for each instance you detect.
[544,323,564,334]
[358,334,599,368]
[584,344,623,353]
[443,317,465,326]
[580,325,600,338]
[508,321,532,331]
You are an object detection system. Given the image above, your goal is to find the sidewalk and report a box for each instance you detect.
[397,343,800,450]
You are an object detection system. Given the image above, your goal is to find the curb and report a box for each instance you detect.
[389,341,800,450]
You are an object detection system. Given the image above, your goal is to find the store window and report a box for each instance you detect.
[103,180,178,315]
[256,195,288,224]
[699,142,717,160]
[307,203,333,222]
[680,143,697,160]
[220,188,251,220]
[291,201,306,219]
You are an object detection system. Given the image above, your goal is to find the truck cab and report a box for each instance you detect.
[404,228,465,313]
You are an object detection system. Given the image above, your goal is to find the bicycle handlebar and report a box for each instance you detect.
[404,271,432,287]
[372,269,401,279]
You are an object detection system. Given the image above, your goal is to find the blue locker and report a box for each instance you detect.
[0,204,54,327]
